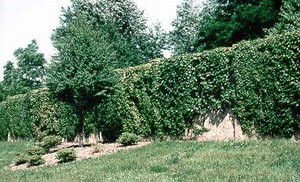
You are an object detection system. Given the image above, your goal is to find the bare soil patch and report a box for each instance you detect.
[9,142,150,171]
[184,111,248,141]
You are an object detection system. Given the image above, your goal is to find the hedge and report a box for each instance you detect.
[28,89,78,141]
[117,31,300,138]
[3,94,32,140]
[0,102,8,140]
[0,31,299,140]
[232,33,300,136]
[0,89,77,141]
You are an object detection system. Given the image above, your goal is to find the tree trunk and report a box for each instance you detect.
[77,110,85,147]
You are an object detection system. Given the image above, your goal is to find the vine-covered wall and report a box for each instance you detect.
[116,31,300,138]
[0,31,299,141]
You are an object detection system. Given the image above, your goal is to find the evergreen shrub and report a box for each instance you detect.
[56,148,76,163]
[116,132,142,146]
[14,154,28,165]
[27,146,46,156]
[28,155,45,166]
[39,135,62,152]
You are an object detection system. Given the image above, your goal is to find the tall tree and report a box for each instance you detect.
[169,0,202,54]
[2,61,15,89]
[14,39,46,90]
[0,82,4,102]
[2,61,19,97]
[48,14,117,146]
[194,0,282,51]
[1,40,46,99]
[57,0,165,67]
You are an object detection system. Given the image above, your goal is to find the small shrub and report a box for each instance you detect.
[14,154,28,165]
[92,143,104,154]
[166,152,180,165]
[193,126,209,135]
[150,165,168,173]
[27,146,46,156]
[39,135,62,151]
[116,132,142,146]
[56,148,76,163]
[28,155,45,166]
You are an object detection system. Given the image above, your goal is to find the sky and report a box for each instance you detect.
[0,0,203,81]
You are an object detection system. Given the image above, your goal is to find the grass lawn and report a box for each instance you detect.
[0,140,299,182]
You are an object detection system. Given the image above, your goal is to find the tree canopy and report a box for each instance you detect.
[57,0,166,67]
[1,40,46,99]
[194,0,282,51]
[169,0,283,53]
[169,0,202,54]
[14,39,46,89]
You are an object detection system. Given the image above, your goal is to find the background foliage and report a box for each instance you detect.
[169,0,283,54]
[266,0,300,35]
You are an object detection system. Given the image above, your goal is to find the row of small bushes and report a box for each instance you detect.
[0,31,299,141]
[14,135,76,166]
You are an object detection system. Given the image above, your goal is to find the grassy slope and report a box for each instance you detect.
[0,140,299,182]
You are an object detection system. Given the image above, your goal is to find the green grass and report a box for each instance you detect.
[0,141,33,169]
[0,140,299,182]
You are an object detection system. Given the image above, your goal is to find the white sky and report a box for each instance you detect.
[0,0,203,81]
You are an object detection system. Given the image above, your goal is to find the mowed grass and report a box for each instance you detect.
[0,141,33,169]
[0,140,299,182]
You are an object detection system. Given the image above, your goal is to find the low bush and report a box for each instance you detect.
[193,126,209,136]
[116,132,142,146]
[92,143,104,154]
[56,148,76,163]
[14,154,28,165]
[39,135,62,152]
[27,146,46,156]
[28,155,45,166]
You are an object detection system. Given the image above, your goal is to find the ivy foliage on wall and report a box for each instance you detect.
[0,89,77,141]
[118,31,300,138]
[233,33,300,136]
[0,31,299,141]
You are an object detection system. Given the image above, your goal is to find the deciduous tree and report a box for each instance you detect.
[194,0,282,51]
[169,0,202,54]
[47,14,117,146]
[14,39,46,90]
